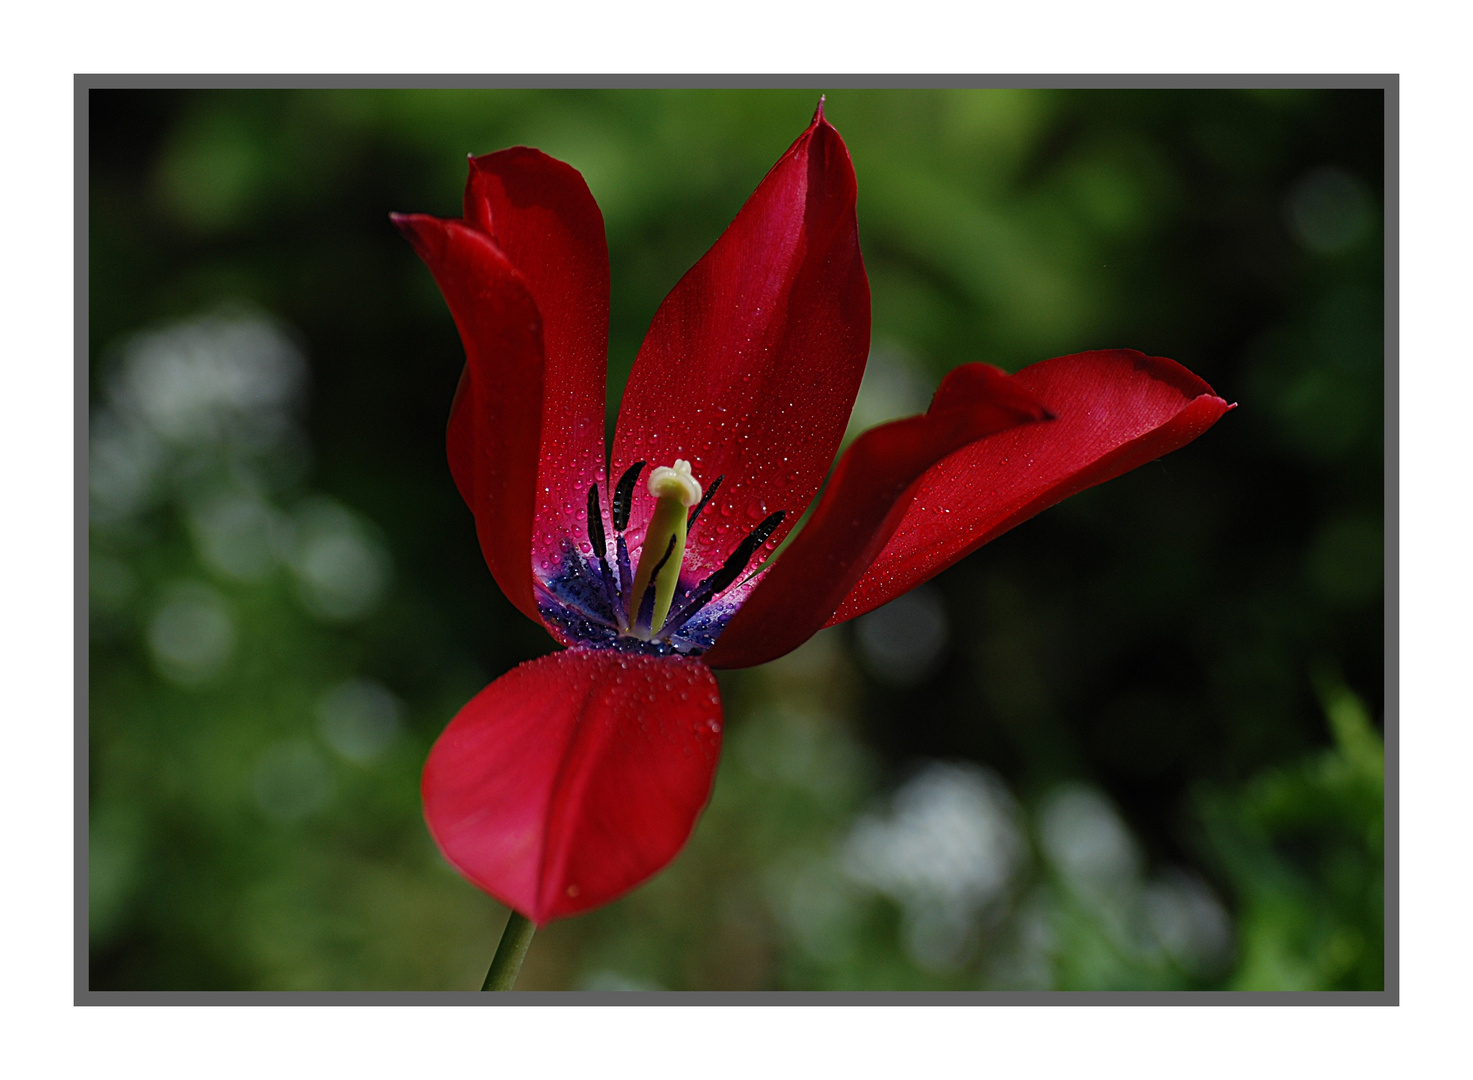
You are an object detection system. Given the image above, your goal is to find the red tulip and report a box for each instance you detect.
[394,103,1230,925]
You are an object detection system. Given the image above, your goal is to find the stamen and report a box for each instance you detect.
[633,533,678,634]
[664,510,786,630]
[687,474,725,530]
[586,483,618,615]
[616,534,633,621]
[567,458,781,646]
[612,461,645,533]
[585,483,606,552]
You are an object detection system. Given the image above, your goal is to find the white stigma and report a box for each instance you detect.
[647,459,702,507]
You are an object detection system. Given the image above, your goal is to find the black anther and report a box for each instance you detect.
[616,534,633,616]
[585,484,606,552]
[686,474,725,530]
[586,483,618,614]
[663,510,786,630]
[612,461,645,532]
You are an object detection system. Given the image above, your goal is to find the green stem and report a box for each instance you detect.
[481,910,536,991]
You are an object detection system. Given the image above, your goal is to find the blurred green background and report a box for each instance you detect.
[87,87,1385,991]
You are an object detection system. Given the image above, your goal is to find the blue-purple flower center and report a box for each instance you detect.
[536,461,785,657]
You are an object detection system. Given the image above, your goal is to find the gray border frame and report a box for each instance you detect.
[77,74,1398,1005]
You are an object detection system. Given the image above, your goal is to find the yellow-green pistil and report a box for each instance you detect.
[629,459,702,636]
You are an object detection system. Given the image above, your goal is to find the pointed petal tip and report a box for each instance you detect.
[467,145,550,171]
[389,211,434,253]
[814,94,826,121]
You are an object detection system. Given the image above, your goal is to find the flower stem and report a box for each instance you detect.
[481,910,536,991]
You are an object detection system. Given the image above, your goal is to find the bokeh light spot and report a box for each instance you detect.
[855,584,950,687]
[1037,783,1141,895]
[289,498,392,622]
[317,679,404,764]
[843,763,1025,971]
[1305,513,1384,608]
[253,739,336,822]
[1285,166,1374,255]
[147,582,236,686]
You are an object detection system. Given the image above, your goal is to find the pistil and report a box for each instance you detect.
[629,460,702,636]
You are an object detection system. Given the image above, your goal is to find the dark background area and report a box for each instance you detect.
[87,87,1385,990]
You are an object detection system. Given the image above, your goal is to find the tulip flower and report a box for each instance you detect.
[393,102,1230,968]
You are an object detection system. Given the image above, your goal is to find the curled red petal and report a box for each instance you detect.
[704,364,1050,669]
[393,213,544,624]
[610,107,871,583]
[463,150,611,576]
[827,349,1233,625]
[421,648,723,924]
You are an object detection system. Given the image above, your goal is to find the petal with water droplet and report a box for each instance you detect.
[828,350,1231,624]
[421,647,722,923]
[609,110,870,584]
[706,363,1048,668]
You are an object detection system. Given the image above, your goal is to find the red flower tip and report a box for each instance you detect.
[814,94,826,122]
[927,360,1053,425]
[388,211,441,263]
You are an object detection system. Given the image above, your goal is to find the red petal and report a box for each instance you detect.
[609,108,870,582]
[827,350,1233,625]
[704,364,1050,668]
[421,648,723,924]
[393,213,544,624]
[463,150,611,576]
